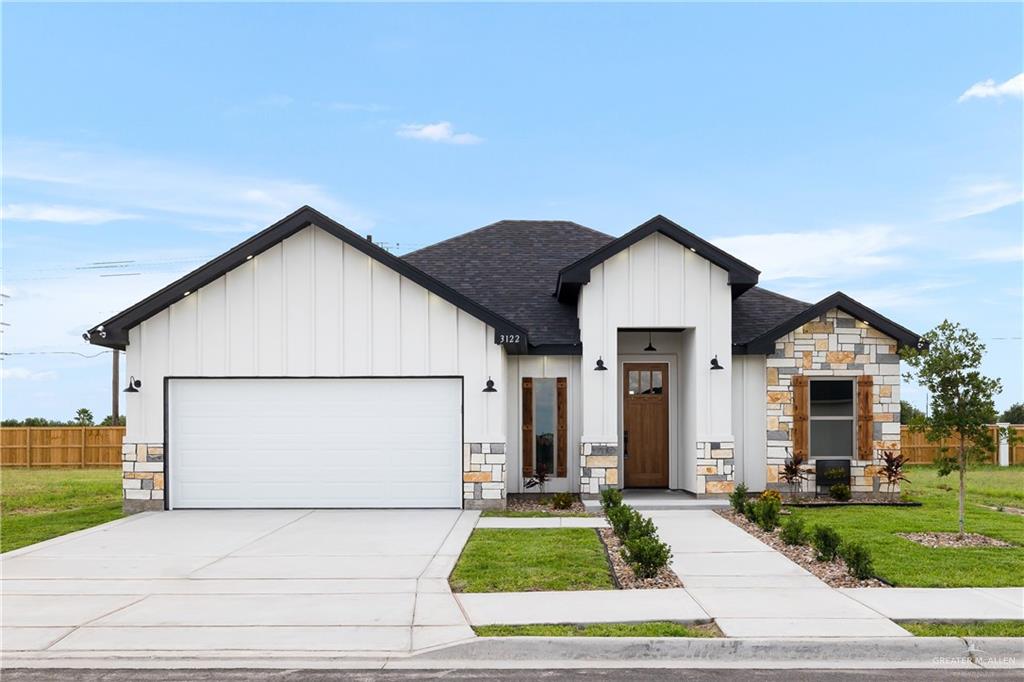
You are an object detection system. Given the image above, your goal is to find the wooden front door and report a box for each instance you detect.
[623,362,669,488]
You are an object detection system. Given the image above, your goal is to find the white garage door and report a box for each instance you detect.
[167,378,463,509]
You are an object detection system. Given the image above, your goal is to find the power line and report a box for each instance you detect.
[1,350,113,358]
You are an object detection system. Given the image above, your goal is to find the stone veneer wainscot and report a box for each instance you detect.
[695,440,735,494]
[579,442,618,494]
[463,442,506,509]
[122,443,165,513]
[765,309,902,494]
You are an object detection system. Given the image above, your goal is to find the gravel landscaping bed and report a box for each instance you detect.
[898,531,1012,548]
[716,509,888,588]
[784,494,920,507]
[598,528,683,590]
[503,493,592,516]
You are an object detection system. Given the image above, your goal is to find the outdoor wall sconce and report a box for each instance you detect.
[594,357,608,371]
[710,355,724,371]
[482,377,497,393]
[644,330,657,352]
[123,376,142,393]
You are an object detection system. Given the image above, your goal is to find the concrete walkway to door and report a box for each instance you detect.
[1,509,479,660]
[647,510,911,638]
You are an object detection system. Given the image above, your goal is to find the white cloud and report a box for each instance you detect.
[1,367,58,381]
[1,203,138,224]
[2,139,373,232]
[957,73,1024,103]
[396,121,482,145]
[936,179,1023,222]
[712,224,910,281]
[963,244,1024,263]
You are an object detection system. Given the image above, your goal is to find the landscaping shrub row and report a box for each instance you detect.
[729,483,875,580]
[599,488,672,579]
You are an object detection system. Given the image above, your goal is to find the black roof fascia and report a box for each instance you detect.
[555,215,760,303]
[86,206,530,352]
[738,291,922,355]
[525,342,583,356]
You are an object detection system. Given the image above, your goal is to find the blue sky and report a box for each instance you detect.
[2,2,1022,421]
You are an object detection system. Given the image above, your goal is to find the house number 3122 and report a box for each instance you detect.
[499,334,521,344]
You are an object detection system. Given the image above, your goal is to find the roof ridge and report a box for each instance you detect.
[402,219,610,259]
[749,285,812,307]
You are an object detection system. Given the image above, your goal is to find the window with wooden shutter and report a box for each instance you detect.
[857,375,874,459]
[556,377,567,478]
[522,378,533,477]
[792,375,809,458]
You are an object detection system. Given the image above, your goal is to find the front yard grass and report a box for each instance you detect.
[480,510,591,518]
[785,465,1023,587]
[901,621,1024,637]
[0,468,122,552]
[450,528,614,592]
[473,622,719,637]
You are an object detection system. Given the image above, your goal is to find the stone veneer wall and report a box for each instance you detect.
[579,443,619,495]
[695,440,736,494]
[122,443,165,513]
[463,442,507,509]
[765,309,902,494]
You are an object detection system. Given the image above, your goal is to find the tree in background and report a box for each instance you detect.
[74,408,95,426]
[0,417,70,427]
[901,320,1002,536]
[900,400,926,425]
[999,402,1024,425]
[100,415,126,426]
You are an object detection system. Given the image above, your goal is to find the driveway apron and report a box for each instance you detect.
[0,509,478,656]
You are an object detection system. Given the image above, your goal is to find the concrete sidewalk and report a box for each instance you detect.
[646,510,911,638]
[840,587,1024,620]
[456,588,708,626]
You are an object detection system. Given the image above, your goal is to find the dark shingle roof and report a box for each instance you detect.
[732,286,812,346]
[403,220,614,347]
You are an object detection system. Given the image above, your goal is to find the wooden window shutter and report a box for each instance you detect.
[556,377,568,478]
[522,378,533,477]
[857,375,874,459]
[792,375,809,458]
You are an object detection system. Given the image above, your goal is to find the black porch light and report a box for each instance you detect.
[710,355,725,371]
[482,377,497,393]
[123,376,142,393]
[594,356,609,371]
[644,330,657,352]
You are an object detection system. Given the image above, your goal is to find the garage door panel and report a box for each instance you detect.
[168,378,462,508]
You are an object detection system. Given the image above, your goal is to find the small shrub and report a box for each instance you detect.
[729,482,749,513]
[742,498,759,523]
[829,484,852,502]
[780,516,807,545]
[839,541,875,580]
[607,505,633,536]
[753,496,781,532]
[622,535,672,579]
[760,489,782,505]
[600,488,624,511]
[551,492,574,510]
[811,525,842,562]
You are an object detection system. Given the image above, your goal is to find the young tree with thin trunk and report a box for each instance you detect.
[900,321,1001,536]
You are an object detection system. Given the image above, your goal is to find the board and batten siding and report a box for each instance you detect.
[578,232,734,446]
[124,225,506,445]
[731,354,768,491]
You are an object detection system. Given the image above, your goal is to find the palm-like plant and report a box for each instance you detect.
[779,448,812,500]
[879,450,909,501]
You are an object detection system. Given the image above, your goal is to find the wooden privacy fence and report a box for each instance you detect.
[1,426,125,467]
[900,425,1024,465]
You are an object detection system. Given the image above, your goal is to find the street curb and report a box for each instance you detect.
[2,637,1020,670]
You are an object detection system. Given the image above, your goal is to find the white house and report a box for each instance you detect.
[87,207,921,512]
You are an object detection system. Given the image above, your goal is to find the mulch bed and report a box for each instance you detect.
[898,532,1012,549]
[504,494,592,515]
[716,509,888,588]
[784,493,920,507]
[598,528,683,590]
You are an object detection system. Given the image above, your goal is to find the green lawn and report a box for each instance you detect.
[0,468,122,552]
[450,528,614,593]
[480,510,591,518]
[786,465,1024,587]
[901,621,1024,637]
[474,622,719,637]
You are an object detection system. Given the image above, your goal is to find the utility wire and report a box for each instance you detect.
[1,350,113,358]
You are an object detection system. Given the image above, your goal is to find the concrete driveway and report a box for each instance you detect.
[1,509,479,659]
